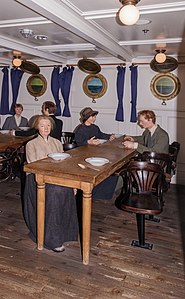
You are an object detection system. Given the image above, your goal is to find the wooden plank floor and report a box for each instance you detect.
[0,179,184,299]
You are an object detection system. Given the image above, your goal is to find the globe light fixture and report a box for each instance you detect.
[12,57,22,67]
[12,51,22,68]
[118,0,140,26]
[155,49,167,64]
[19,29,34,38]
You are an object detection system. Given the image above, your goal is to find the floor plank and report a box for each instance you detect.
[0,180,184,299]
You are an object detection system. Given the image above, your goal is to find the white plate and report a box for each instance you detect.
[0,130,9,134]
[99,139,107,144]
[48,152,70,161]
[115,134,123,138]
[85,157,109,166]
[19,127,30,131]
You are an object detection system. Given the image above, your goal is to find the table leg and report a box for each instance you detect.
[82,184,92,265]
[36,174,45,250]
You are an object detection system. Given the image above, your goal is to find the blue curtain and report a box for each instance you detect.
[9,68,24,114]
[129,64,138,123]
[51,66,61,116]
[115,66,126,122]
[0,67,9,115]
[59,66,74,117]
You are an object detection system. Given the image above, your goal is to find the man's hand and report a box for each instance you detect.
[122,140,135,149]
[123,135,134,142]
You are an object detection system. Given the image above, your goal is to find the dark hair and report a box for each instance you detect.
[42,101,56,114]
[14,103,23,111]
[138,110,156,124]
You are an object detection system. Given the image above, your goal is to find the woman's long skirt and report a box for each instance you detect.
[23,174,79,250]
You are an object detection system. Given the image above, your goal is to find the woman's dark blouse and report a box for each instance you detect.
[74,124,110,146]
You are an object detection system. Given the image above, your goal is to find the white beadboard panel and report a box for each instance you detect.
[1,64,185,184]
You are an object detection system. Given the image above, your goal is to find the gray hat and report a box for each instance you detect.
[80,107,99,123]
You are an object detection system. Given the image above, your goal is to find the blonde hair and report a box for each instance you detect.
[32,115,55,130]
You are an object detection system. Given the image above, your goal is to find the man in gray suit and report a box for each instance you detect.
[123,110,169,154]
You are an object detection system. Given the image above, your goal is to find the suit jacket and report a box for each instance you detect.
[2,115,28,130]
[133,125,169,154]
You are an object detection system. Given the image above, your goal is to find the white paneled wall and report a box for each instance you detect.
[1,64,185,184]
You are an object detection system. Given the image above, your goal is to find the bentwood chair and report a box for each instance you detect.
[168,142,180,176]
[115,161,164,250]
[61,132,77,151]
[0,147,21,182]
[142,151,171,190]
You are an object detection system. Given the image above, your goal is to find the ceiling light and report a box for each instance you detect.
[34,35,48,40]
[136,19,151,26]
[19,29,34,38]
[155,49,166,63]
[118,0,140,26]
[12,57,22,67]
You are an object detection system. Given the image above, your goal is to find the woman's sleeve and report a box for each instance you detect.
[26,142,37,163]
[74,127,87,146]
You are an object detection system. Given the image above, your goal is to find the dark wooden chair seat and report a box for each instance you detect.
[63,143,77,151]
[115,161,164,250]
[61,132,77,151]
[122,192,162,214]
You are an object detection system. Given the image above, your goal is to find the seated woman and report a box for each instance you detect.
[2,103,28,130]
[74,107,118,200]
[74,107,115,146]
[23,115,78,252]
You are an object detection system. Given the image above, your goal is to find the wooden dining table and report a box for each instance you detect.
[0,132,34,151]
[24,137,136,265]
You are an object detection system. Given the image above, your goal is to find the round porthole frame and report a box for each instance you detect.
[83,73,107,102]
[150,72,181,104]
[26,74,47,98]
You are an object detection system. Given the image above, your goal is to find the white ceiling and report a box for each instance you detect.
[0,0,185,66]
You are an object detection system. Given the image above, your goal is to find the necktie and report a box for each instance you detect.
[146,131,152,147]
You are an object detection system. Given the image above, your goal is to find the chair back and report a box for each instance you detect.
[168,142,180,175]
[142,151,170,170]
[127,161,164,195]
[61,132,75,144]
[169,141,180,163]
[61,132,77,151]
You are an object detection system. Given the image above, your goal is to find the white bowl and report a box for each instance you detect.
[48,152,70,161]
[85,157,109,166]
[0,130,9,134]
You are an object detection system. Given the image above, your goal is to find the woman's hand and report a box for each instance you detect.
[88,136,101,145]
[109,134,116,141]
